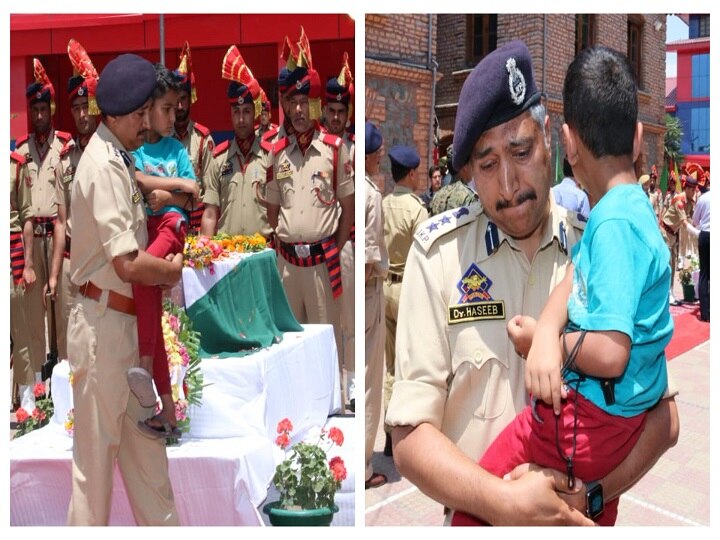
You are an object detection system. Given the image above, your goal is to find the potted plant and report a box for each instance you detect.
[263,418,347,526]
[678,258,698,302]
[13,382,53,438]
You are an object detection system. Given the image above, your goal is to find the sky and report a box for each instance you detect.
[665,14,690,77]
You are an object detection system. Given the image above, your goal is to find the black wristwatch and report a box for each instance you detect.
[585,480,604,519]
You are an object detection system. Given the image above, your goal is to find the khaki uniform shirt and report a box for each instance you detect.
[385,199,585,459]
[365,175,388,279]
[173,119,214,192]
[15,130,69,219]
[55,138,84,239]
[662,193,691,234]
[202,137,272,238]
[10,155,34,233]
[266,127,354,243]
[648,189,662,220]
[70,122,147,297]
[382,185,428,276]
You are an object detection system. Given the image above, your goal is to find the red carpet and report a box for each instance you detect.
[665,302,710,360]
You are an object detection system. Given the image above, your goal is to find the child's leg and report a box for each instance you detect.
[451,406,535,526]
[142,213,187,429]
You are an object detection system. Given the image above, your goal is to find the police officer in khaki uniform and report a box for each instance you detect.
[10,152,37,411]
[364,122,388,489]
[381,144,428,457]
[172,41,215,233]
[200,45,271,240]
[325,52,356,409]
[15,58,72,387]
[67,54,182,526]
[386,40,678,525]
[266,29,354,361]
[660,174,697,305]
[47,39,99,364]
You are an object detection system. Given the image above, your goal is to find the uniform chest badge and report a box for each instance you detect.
[63,165,75,184]
[448,263,505,325]
[277,160,293,180]
[220,161,234,177]
[132,188,142,205]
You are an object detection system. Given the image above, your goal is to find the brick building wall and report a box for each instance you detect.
[366,14,437,194]
[435,14,668,180]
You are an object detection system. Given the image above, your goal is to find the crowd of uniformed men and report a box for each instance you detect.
[10,29,357,415]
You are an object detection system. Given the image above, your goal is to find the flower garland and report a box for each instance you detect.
[183,233,267,273]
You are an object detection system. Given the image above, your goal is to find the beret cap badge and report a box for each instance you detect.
[506,57,526,106]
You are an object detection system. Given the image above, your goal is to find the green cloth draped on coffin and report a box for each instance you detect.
[186,250,303,357]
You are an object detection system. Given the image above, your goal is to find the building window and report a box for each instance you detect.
[692,53,710,98]
[690,106,710,153]
[627,17,644,88]
[575,14,596,54]
[689,14,710,39]
[466,14,497,65]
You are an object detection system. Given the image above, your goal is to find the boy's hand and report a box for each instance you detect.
[507,315,536,359]
[525,328,566,415]
[178,179,201,201]
[146,189,172,212]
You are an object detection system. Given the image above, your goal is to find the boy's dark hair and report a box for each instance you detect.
[391,162,412,182]
[563,45,637,159]
[428,165,441,178]
[563,157,574,178]
[153,63,181,99]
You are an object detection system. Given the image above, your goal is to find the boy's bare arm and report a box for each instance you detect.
[135,171,199,197]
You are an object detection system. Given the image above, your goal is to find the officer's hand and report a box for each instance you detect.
[23,267,36,292]
[47,276,57,301]
[501,463,593,526]
[507,315,536,359]
[147,189,171,212]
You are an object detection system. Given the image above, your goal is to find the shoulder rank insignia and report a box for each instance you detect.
[277,159,293,180]
[448,262,506,325]
[485,221,500,255]
[559,221,567,253]
[415,202,481,253]
[131,188,142,205]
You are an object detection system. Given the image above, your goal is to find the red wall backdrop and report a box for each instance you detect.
[10,13,355,145]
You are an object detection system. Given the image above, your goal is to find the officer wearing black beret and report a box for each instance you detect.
[66,52,182,525]
[386,39,676,525]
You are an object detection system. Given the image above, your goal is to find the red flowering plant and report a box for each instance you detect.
[14,382,54,438]
[271,418,347,510]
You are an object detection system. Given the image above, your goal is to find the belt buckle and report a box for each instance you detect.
[34,223,43,236]
[294,244,311,258]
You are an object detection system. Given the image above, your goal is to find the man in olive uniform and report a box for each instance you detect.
[173,41,215,233]
[660,174,698,305]
[386,40,679,525]
[67,53,182,526]
[200,45,271,241]
[364,121,389,489]
[325,52,356,410]
[266,29,354,361]
[428,144,478,216]
[10,152,37,411]
[46,39,99,366]
[381,144,429,457]
[14,58,72,389]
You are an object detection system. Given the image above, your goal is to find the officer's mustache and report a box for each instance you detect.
[495,189,537,212]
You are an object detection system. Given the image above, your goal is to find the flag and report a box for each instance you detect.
[660,161,669,193]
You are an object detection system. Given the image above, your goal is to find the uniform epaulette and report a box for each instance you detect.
[193,122,211,137]
[272,136,290,154]
[318,132,342,149]
[566,211,587,232]
[60,139,76,157]
[55,130,72,142]
[15,134,29,147]
[260,137,273,153]
[262,126,279,143]
[414,201,483,253]
[10,151,26,164]
[212,139,230,158]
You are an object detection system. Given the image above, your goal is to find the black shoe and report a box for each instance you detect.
[383,433,393,457]
[348,399,355,412]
